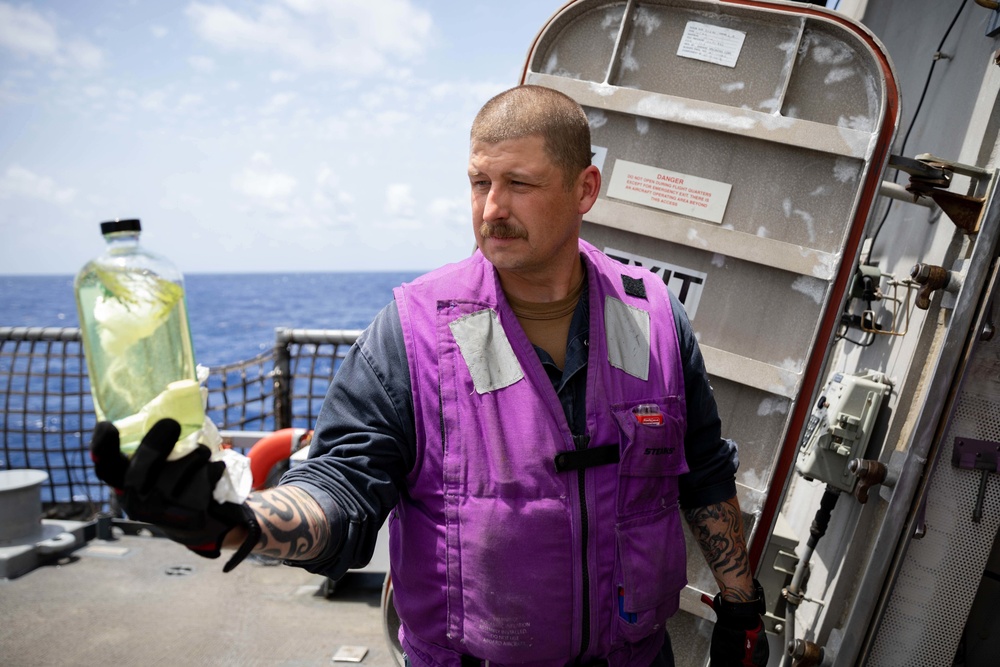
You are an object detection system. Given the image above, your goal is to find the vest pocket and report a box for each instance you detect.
[612,399,687,516]
[613,506,686,643]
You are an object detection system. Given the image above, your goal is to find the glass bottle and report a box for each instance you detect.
[74,219,204,456]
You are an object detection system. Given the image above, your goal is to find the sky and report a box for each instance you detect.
[0,0,568,275]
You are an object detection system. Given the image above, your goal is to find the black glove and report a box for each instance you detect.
[703,580,769,667]
[90,419,261,572]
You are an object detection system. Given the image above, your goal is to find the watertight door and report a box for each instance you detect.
[521,0,899,612]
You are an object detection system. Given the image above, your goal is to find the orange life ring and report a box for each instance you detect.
[246,428,311,490]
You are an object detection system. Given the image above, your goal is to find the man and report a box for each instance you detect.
[92,85,768,667]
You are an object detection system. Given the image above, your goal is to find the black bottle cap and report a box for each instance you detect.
[100,219,141,235]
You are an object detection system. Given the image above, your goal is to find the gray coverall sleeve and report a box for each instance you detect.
[279,301,415,580]
[670,291,740,510]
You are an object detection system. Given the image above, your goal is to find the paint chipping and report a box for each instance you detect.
[813,251,840,279]
[793,209,817,243]
[721,81,745,93]
[758,96,781,114]
[542,51,580,80]
[759,112,796,131]
[792,275,826,304]
[758,397,790,417]
[587,109,608,130]
[588,82,616,98]
[687,228,709,248]
[635,96,757,131]
[833,157,859,183]
[634,6,662,36]
[825,67,856,85]
[622,40,639,72]
[711,253,726,268]
[635,117,649,135]
[837,122,871,157]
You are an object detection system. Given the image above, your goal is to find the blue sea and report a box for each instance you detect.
[1,272,420,366]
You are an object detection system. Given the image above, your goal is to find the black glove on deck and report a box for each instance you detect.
[91,419,261,572]
[704,579,769,667]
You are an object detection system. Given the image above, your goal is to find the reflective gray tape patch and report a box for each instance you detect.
[605,296,650,381]
[448,308,524,394]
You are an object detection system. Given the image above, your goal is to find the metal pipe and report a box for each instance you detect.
[878,181,937,209]
[781,487,840,667]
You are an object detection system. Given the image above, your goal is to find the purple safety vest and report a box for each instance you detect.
[391,240,688,667]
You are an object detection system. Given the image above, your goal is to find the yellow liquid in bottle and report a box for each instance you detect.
[76,266,203,455]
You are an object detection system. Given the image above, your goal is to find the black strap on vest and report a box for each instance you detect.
[554,444,620,472]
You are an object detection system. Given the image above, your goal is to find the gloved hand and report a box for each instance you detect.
[702,580,769,666]
[91,418,261,572]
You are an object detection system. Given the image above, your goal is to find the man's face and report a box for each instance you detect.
[469,135,596,287]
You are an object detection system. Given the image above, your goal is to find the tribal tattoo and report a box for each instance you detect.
[248,486,331,561]
[684,497,753,602]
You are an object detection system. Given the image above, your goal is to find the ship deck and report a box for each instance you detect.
[0,533,396,667]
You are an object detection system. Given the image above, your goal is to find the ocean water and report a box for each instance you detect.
[1,271,420,501]
[0,271,420,366]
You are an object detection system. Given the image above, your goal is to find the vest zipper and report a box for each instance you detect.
[573,433,591,659]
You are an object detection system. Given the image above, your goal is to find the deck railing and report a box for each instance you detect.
[0,326,361,515]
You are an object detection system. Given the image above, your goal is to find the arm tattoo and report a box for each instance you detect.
[684,497,753,602]
[249,486,331,561]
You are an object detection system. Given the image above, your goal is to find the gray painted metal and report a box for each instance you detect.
[859,184,1000,666]
[520,0,899,622]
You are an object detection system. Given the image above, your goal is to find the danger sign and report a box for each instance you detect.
[607,159,732,224]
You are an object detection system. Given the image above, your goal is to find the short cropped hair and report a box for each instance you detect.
[471,85,592,189]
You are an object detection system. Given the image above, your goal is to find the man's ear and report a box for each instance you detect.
[577,164,602,214]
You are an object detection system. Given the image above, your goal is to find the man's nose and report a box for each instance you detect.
[483,184,508,221]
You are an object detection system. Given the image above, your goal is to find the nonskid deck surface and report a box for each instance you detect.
[0,534,395,667]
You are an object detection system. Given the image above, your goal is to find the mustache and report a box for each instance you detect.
[479,221,527,240]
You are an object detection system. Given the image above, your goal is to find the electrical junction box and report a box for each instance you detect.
[796,369,892,492]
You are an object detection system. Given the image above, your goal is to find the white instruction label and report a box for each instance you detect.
[677,21,746,68]
[607,159,731,224]
[604,247,707,320]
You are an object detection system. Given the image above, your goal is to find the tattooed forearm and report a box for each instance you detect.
[247,486,331,561]
[684,497,753,602]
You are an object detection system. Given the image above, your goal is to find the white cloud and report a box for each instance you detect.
[232,152,297,205]
[262,92,295,115]
[188,55,216,73]
[427,196,467,228]
[385,183,415,217]
[269,70,296,83]
[185,0,433,75]
[151,25,169,38]
[63,39,103,69]
[0,165,76,204]
[0,3,103,69]
[140,89,168,111]
[177,93,204,112]
[312,163,354,212]
[0,3,59,59]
